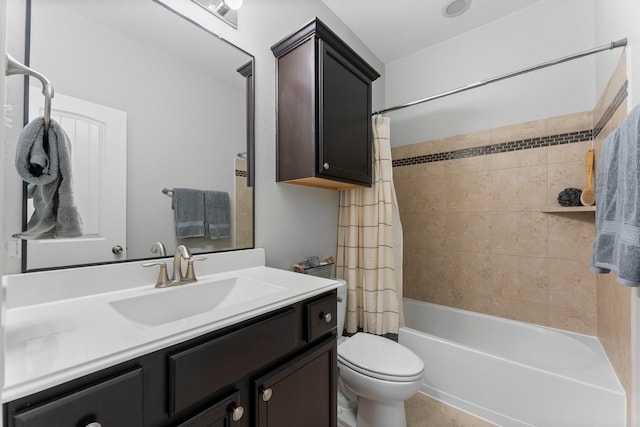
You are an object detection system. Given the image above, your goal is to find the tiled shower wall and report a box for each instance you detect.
[591,54,632,423]
[391,54,628,338]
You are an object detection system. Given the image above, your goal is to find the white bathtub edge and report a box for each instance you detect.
[417,387,534,427]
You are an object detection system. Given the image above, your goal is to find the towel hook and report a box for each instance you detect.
[5,53,54,135]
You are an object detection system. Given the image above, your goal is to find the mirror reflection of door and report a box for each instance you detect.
[27,89,127,270]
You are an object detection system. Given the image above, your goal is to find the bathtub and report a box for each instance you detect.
[399,299,626,427]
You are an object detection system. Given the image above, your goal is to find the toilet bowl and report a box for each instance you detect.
[336,281,424,427]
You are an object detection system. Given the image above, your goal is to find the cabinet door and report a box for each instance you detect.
[255,337,337,427]
[12,368,143,427]
[176,390,244,427]
[319,41,372,187]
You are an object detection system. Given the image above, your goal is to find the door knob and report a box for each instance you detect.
[262,388,273,402]
[320,312,332,323]
[323,162,330,170]
[112,245,124,255]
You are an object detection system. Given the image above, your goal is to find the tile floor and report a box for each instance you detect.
[405,393,496,427]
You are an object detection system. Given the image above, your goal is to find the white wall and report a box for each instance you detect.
[385,0,596,146]
[1,0,8,404]
[157,0,385,270]
[593,2,640,425]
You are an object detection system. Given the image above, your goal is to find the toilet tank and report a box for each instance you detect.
[336,279,347,339]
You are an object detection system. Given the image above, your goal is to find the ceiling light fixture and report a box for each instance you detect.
[442,0,472,18]
[192,0,243,28]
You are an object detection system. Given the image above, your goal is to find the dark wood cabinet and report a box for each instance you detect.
[4,292,337,427]
[272,18,380,190]
[255,337,337,427]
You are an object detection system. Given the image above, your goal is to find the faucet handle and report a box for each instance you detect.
[142,262,170,288]
[185,257,207,281]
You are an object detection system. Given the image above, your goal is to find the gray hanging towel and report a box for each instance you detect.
[14,117,83,239]
[590,103,640,286]
[172,188,206,238]
[204,190,230,240]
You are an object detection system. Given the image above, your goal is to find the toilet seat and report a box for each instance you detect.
[338,333,424,382]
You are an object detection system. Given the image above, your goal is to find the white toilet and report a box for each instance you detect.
[336,281,424,427]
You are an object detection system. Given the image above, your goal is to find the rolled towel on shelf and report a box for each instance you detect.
[13,117,83,239]
[172,188,206,239]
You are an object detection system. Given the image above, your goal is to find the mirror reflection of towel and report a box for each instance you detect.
[204,191,230,240]
[14,117,83,239]
[172,188,206,238]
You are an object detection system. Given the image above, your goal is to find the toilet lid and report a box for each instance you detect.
[338,333,424,382]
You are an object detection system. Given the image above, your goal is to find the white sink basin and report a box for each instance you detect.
[109,277,285,327]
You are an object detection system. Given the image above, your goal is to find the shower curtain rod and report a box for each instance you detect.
[373,38,627,116]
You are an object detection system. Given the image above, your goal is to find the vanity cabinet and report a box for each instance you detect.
[4,291,338,427]
[10,368,144,427]
[255,338,337,427]
[271,18,380,190]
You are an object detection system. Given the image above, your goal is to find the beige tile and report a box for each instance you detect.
[491,296,549,326]
[548,140,593,164]
[402,212,447,251]
[547,212,595,261]
[548,258,596,312]
[446,212,492,253]
[546,111,592,136]
[443,129,491,152]
[446,171,492,212]
[448,252,494,296]
[549,306,596,335]
[402,175,448,213]
[404,249,450,295]
[491,165,547,212]
[547,161,587,209]
[489,212,548,257]
[405,393,496,427]
[451,290,493,315]
[491,146,547,170]
[492,255,548,304]
[445,155,491,175]
[490,118,546,145]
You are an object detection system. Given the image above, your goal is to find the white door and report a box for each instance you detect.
[27,89,127,269]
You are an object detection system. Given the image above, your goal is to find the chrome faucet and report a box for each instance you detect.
[150,241,167,257]
[143,245,205,288]
[172,245,192,283]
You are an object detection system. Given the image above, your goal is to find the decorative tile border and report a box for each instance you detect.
[235,170,248,177]
[393,81,628,168]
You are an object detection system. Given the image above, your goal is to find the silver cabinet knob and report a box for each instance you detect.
[231,405,244,421]
[321,312,332,323]
[262,388,273,402]
[112,245,124,255]
[85,423,102,427]
[323,162,330,170]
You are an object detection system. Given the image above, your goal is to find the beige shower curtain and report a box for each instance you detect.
[336,116,403,335]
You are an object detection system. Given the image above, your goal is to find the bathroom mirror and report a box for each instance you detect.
[20,0,254,271]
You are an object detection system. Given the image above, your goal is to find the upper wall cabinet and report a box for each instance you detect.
[271,18,380,190]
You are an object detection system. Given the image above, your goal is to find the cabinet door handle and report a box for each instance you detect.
[231,404,244,422]
[323,162,330,170]
[262,388,273,402]
[320,312,332,323]
[85,423,102,427]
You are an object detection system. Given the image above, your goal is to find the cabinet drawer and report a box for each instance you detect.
[306,293,336,342]
[169,308,298,414]
[12,368,143,427]
[176,390,243,427]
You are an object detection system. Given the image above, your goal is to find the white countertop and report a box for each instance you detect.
[2,249,340,402]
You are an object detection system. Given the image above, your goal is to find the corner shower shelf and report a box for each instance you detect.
[542,206,596,213]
